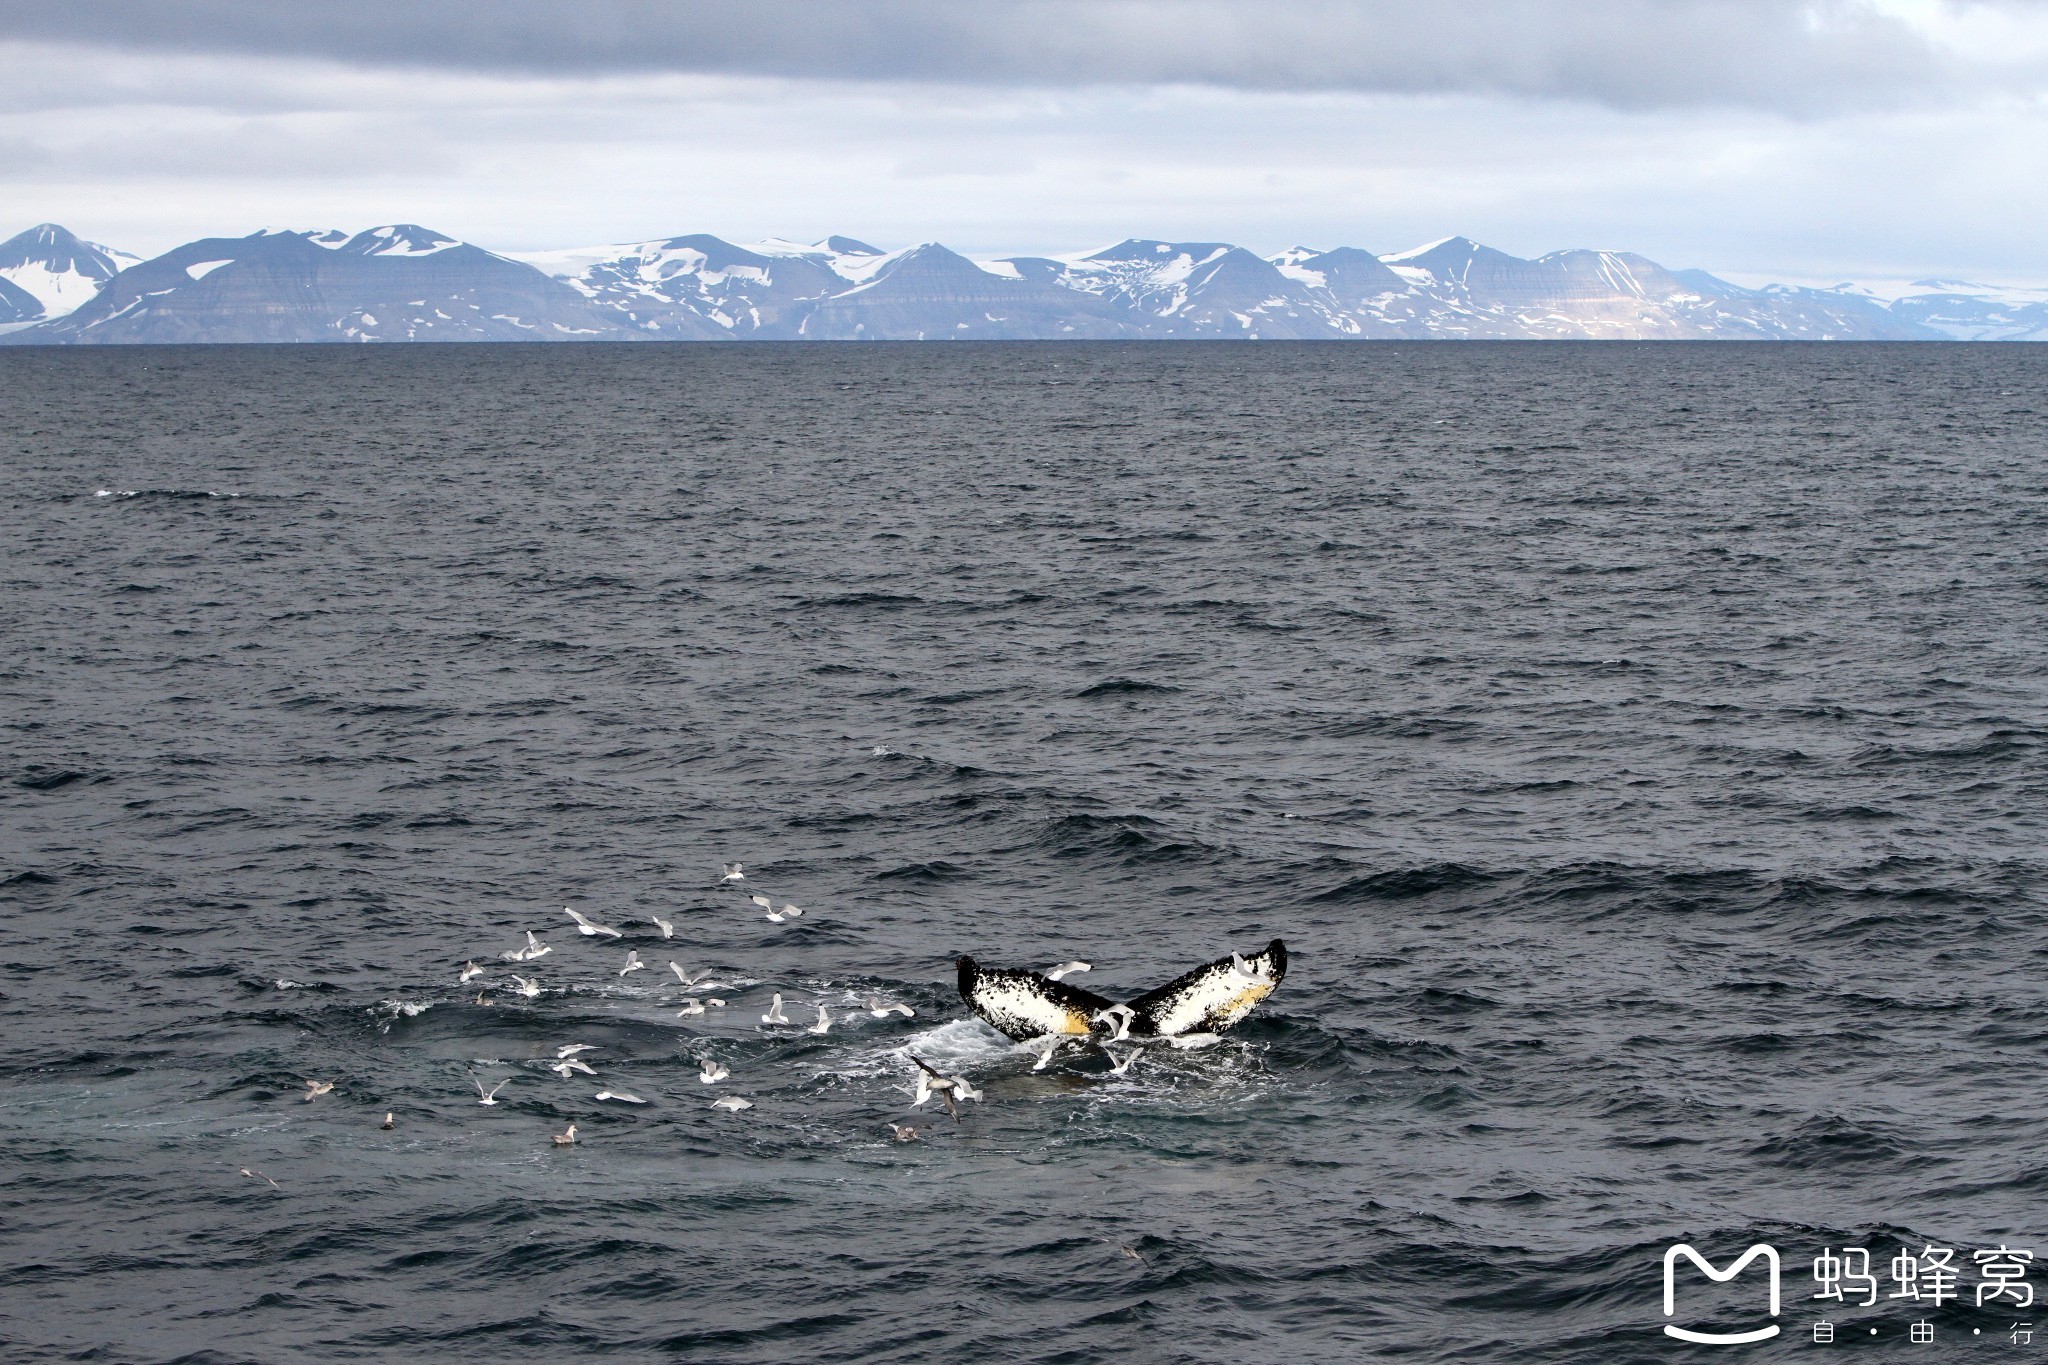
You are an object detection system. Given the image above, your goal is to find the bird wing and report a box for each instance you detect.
[955,957,1116,1041]
[1122,939,1287,1038]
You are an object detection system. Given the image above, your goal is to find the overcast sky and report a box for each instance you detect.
[5,0,2048,283]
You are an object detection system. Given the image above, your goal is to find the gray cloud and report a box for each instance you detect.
[0,0,1977,113]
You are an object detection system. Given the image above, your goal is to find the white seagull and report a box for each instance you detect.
[594,1088,646,1104]
[1092,1003,1136,1042]
[698,1059,729,1084]
[1164,1032,1222,1050]
[549,1058,595,1077]
[675,998,706,1017]
[556,1043,599,1058]
[474,1076,510,1106]
[807,1005,832,1035]
[649,913,674,939]
[761,993,790,1025]
[563,906,623,938]
[865,996,915,1018]
[1105,1046,1142,1076]
[721,863,745,883]
[908,1056,980,1121]
[509,975,542,999]
[670,962,707,987]
[1047,961,1092,981]
[523,930,551,959]
[618,950,645,977]
[500,942,529,962]
[302,1079,333,1102]
[458,961,484,983]
[711,1096,752,1112]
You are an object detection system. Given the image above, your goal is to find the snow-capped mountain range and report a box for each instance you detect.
[4,220,2045,343]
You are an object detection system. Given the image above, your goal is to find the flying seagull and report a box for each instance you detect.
[556,1043,599,1058]
[549,1058,595,1078]
[1093,1003,1136,1042]
[761,993,790,1025]
[1046,961,1092,981]
[619,950,645,977]
[807,1005,833,1035]
[649,913,674,939]
[866,995,914,1018]
[522,930,551,959]
[563,906,623,938]
[473,1076,510,1106]
[509,975,542,999]
[720,863,745,883]
[594,1088,646,1104]
[698,1059,729,1084]
[675,998,706,1017]
[711,1096,753,1111]
[908,1055,982,1121]
[458,961,484,983]
[302,1079,333,1102]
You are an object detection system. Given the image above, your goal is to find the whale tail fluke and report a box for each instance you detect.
[955,940,1287,1043]
[1123,937,1285,1038]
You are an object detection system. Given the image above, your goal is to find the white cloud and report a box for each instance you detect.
[3,0,2032,113]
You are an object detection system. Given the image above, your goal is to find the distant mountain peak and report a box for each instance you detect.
[340,225,465,257]
[1083,238,1235,265]
[1380,235,1476,263]
[0,221,135,277]
[0,221,140,321]
[817,235,883,256]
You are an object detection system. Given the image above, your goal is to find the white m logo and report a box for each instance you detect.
[1663,1243,1781,1344]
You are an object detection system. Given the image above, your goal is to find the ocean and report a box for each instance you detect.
[2,341,2044,1362]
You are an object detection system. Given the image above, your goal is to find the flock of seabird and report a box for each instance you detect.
[303,861,965,1148]
[298,860,1287,1155]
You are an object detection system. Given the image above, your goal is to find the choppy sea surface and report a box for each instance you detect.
[3,342,2046,1363]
